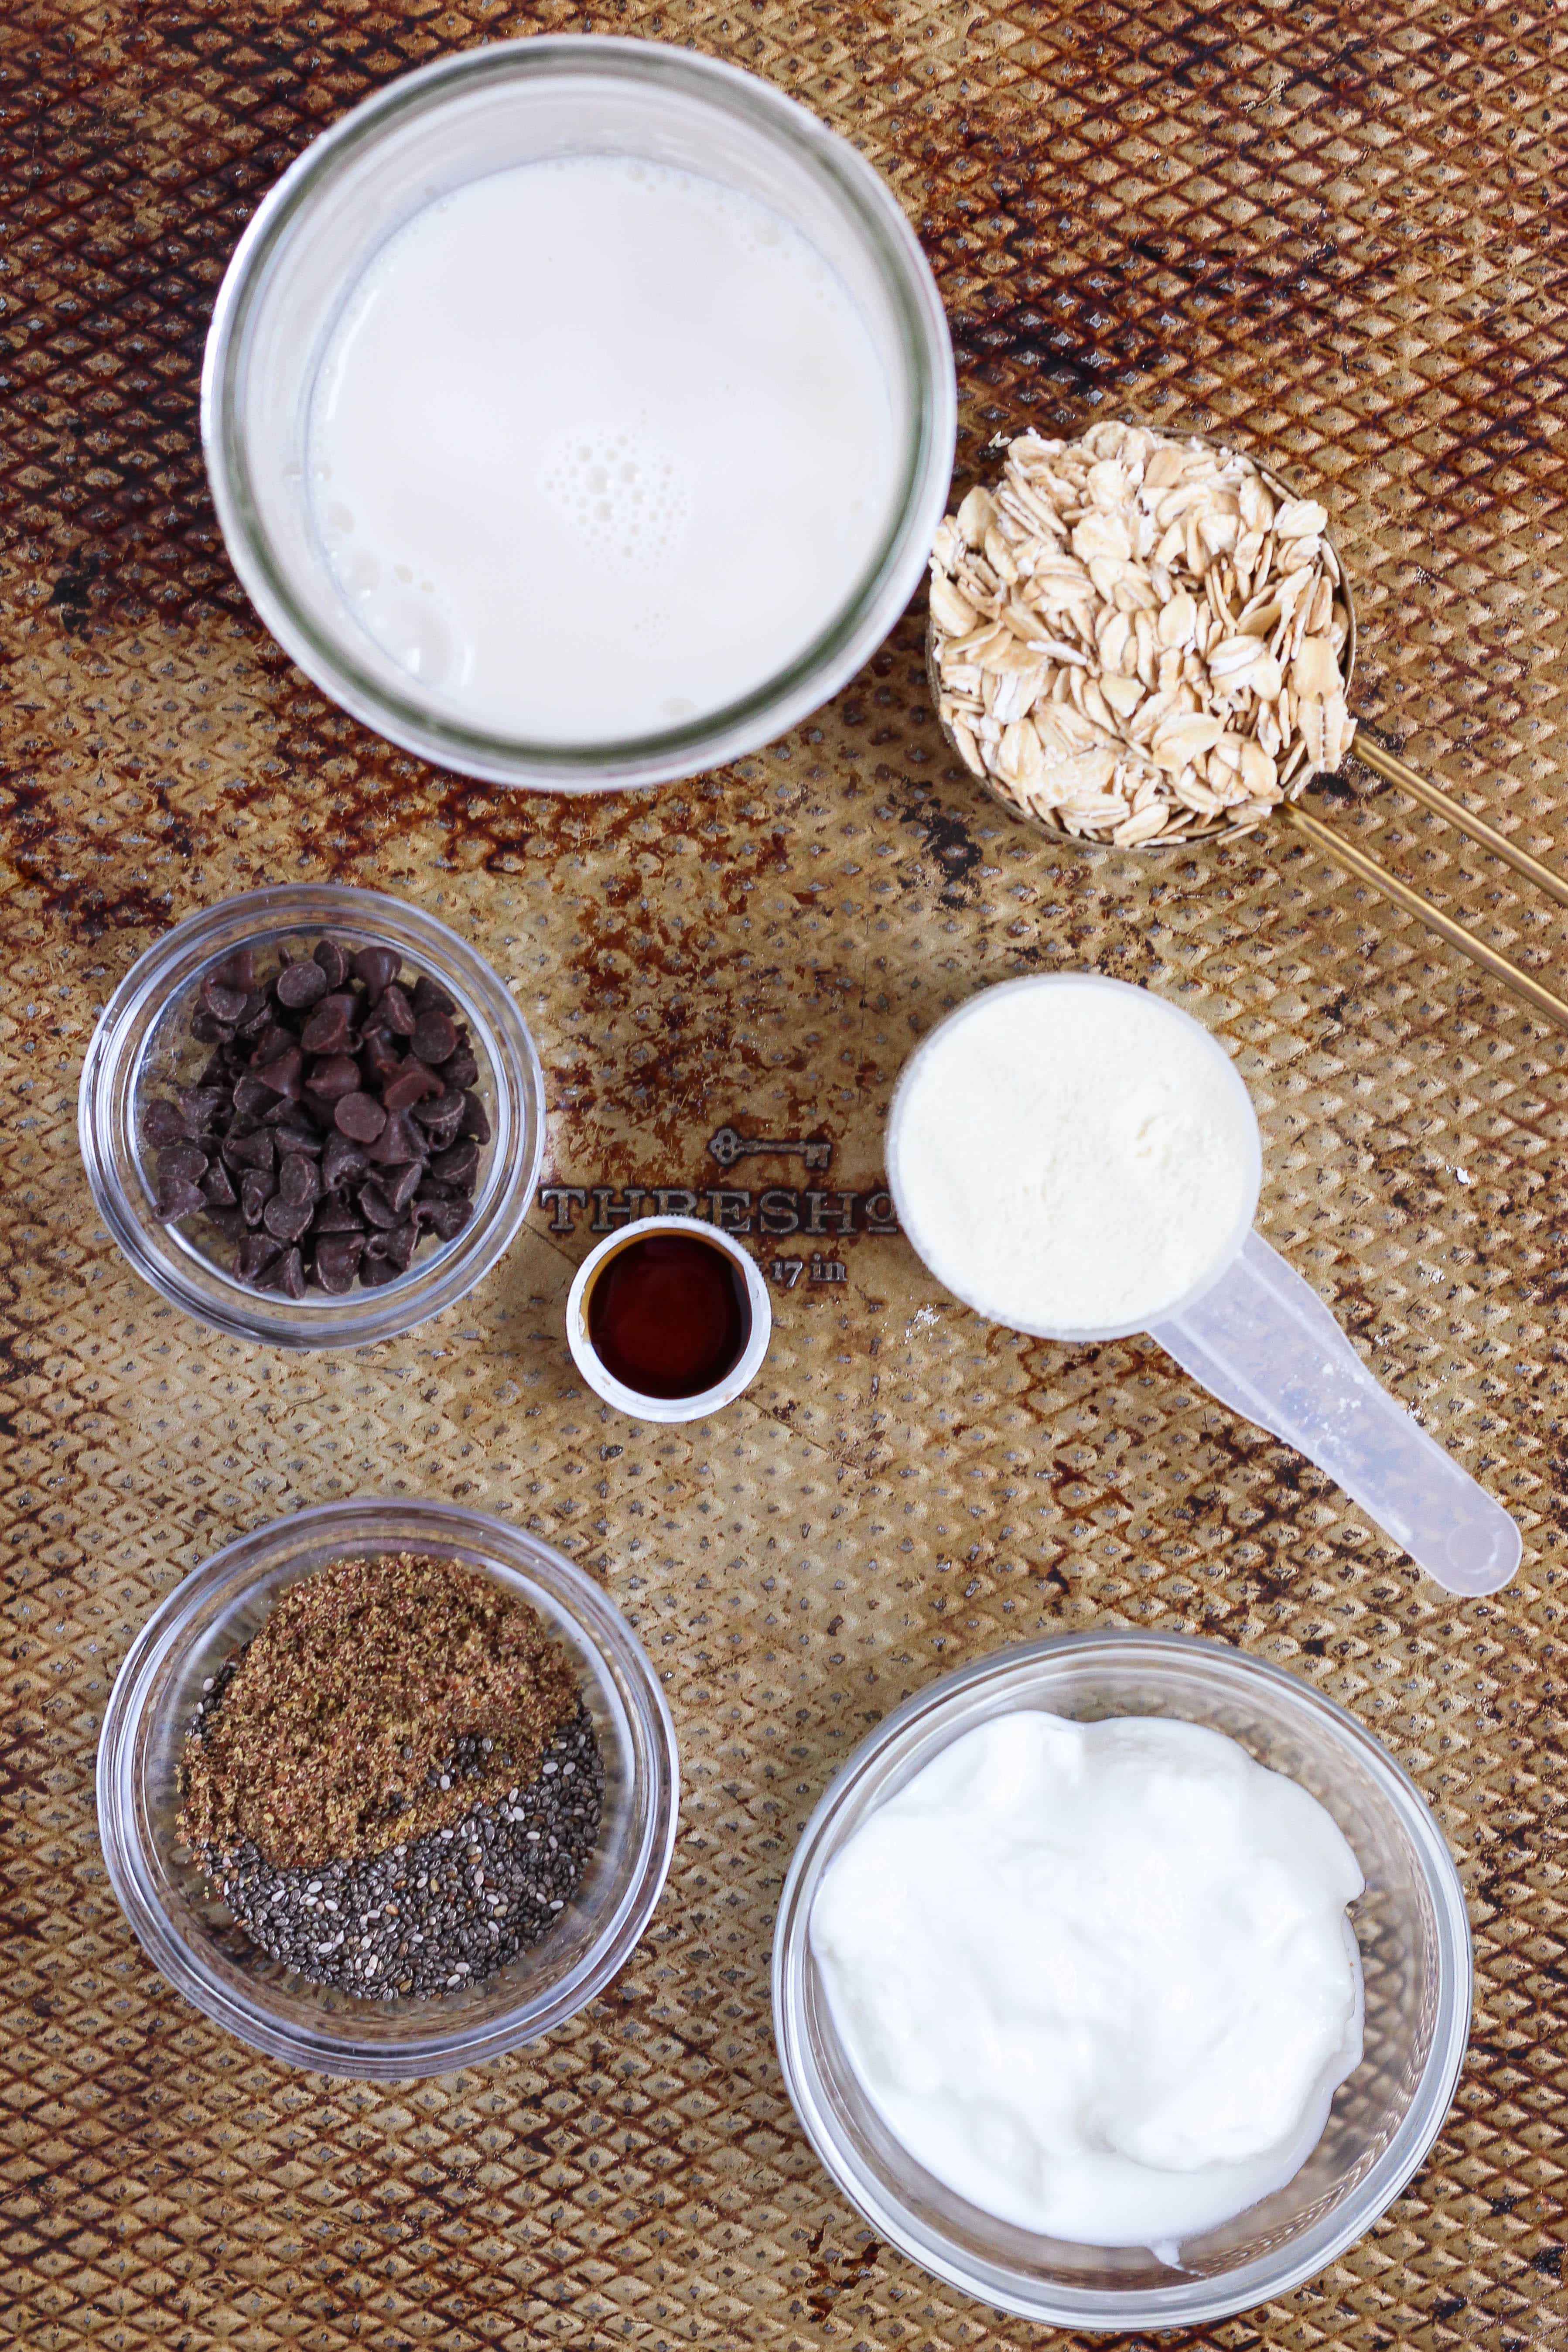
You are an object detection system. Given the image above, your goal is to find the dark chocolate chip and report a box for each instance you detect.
[412,1099,463,1150]
[200,1161,238,1209]
[157,1142,210,1185]
[213,948,257,993]
[143,1099,192,1148]
[223,1129,276,1172]
[263,1193,314,1243]
[272,1116,322,1153]
[204,1208,246,1244]
[177,1087,227,1130]
[191,1008,237,1045]
[382,1222,419,1272]
[381,1159,424,1215]
[383,1062,441,1113]
[313,938,349,989]
[300,994,358,1054]
[352,946,401,999]
[155,1178,206,1222]
[276,959,330,1011]
[359,1253,400,1287]
[421,1197,474,1242]
[201,976,249,1025]
[412,974,455,1016]
[335,1092,387,1143]
[259,1245,307,1299]
[249,1022,295,1070]
[308,1054,361,1100]
[234,991,272,1039]
[411,1009,458,1065]
[232,1075,277,1120]
[251,1047,304,1100]
[441,1049,479,1090]
[311,1196,365,1234]
[430,1140,479,1188]
[314,1235,365,1293]
[378,981,416,1037]
[240,1170,276,1226]
[359,1181,401,1230]
[366,1110,423,1166]
[360,1030,403,1089]
[267,1108,323,1148]
[278,1154,320,1208]
[238,1234,284,1282]
[321,1134,368,1191]
[458,1091,491,1144]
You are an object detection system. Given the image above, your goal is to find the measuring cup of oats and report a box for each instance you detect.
[887,973,1520,1598]
[928,419,1568,1033]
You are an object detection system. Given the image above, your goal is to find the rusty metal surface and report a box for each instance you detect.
[4,3,1568,2348]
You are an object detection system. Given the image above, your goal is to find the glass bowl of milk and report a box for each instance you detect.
[772,1629,1473,2328]
[202,37,956,790]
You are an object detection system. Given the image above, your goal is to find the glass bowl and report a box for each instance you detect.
[96,1499,679,2080]
[772,1628,1472,2329]
[202,35,957,792]
[78,884,545,1350]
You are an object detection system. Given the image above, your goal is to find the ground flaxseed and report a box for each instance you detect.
[196,1700,605,2001]
[178,1552,580,1869]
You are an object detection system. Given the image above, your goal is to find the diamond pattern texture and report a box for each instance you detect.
[4,1,1568,2347]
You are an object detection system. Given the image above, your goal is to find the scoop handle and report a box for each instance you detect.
[1149,1231,1520,1597]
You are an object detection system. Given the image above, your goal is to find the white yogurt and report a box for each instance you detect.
[888,977,1258,1335]
[308,157,898,742]
[810,1710,1364,2257]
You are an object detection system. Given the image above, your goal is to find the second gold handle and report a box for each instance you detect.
[1282,732,1568,1033]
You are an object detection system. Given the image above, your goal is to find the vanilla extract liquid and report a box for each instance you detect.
[586,1232,752,1401]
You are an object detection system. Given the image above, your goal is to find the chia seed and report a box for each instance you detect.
[190,1699,605,2001]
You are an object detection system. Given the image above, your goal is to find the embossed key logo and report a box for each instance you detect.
[706,1125,833,1172]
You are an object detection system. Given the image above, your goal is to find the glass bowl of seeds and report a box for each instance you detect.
[96,1499,679,2080]
[926,419,1356,849]
[78,883,545,1347]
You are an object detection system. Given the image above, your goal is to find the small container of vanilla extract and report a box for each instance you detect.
[566,1215,772,1424]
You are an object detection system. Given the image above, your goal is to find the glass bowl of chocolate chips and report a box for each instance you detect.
[79,884,545,1347]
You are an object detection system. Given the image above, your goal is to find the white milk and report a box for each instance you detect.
[811,1710,1365,2258]
[308,157,898,742]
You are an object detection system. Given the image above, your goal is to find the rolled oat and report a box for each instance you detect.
[928,421,1355,846]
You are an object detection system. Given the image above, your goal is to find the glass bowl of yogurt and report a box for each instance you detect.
[772,1629,1472,2329]
[96,1499,679,2081]
[202,37,956,790]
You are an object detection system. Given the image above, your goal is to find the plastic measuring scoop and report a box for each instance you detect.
[1149,1228,1518,1596]
[887,976,1520,1599]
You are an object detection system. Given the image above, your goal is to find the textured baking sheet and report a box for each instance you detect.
[4,2,1568,2348]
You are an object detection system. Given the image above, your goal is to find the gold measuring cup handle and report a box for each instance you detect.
[1282,731,1568,1033]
